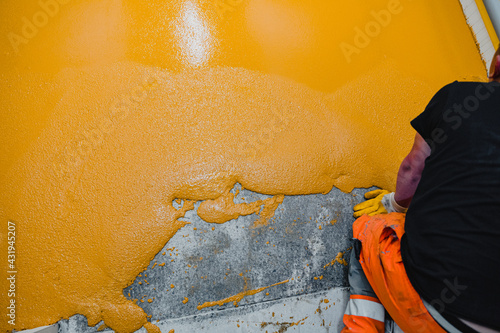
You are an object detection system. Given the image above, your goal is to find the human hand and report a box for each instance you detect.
[353,189,390,218]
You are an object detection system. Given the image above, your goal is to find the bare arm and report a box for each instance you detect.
[394,133,431,208]
[353,132,431,217]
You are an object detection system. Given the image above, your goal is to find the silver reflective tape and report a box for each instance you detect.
[345,298,385,323]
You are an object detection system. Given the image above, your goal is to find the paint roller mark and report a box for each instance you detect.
[197,279,289,310]
[323,247,352,268]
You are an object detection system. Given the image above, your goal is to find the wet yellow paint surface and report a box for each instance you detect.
[0,0,486,332]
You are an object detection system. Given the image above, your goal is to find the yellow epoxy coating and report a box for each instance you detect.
[0,0,486,332]
[197,190,284,226]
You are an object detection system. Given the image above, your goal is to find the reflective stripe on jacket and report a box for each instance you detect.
[343,294,385,332]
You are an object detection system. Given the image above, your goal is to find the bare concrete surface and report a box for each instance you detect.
[57,186,371,333]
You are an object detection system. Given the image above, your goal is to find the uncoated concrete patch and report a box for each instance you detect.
[57,187,365,333]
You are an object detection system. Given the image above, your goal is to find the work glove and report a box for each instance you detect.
[353,189,407,218]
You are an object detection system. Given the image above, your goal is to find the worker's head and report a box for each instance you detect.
[489,45,500,81]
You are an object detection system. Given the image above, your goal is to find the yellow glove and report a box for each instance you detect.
[353,189,390,218]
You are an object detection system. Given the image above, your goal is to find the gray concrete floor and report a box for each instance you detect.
[57,186,371,333]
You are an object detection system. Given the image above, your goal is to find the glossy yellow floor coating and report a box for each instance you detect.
[0,0,486,332]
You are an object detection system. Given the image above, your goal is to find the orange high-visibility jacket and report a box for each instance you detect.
[342,213,446,333]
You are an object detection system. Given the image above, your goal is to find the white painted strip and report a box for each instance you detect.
[483,0,500,37]
[344,298,385,323]
[459,0,496,65]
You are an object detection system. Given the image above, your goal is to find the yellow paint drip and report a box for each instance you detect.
[0,0,486,332]
[197,280,289,310]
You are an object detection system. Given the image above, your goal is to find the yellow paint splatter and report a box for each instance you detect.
[197,280,289,310]
[324,248,352,268]
[182,297,189,304]
[260,317,308,331]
